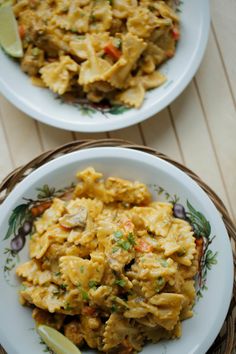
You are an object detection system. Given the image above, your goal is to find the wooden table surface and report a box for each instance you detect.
[0,0,235,222]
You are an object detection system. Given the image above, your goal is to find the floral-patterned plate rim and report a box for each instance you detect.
[0,0,210,132]
[0,147,233,354]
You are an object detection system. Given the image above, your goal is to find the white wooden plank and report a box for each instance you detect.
[109,125,144,144]
[0,111,13,180]
[211,0,236,104]
[37,122,74,150]
[75,132,108,140]
[141,109,183,163]
[195,29,236,219]
[0,95,42,167]
[170,81,230,211]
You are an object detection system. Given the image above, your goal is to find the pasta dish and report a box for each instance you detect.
[13,0,180,108]
[16,168,198,353]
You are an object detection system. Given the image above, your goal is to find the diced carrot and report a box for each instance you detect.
[135,240,153,253]
[18,25,25,40]
[172,26,180,40]
[104,42,122,60]
[81,306,96,316]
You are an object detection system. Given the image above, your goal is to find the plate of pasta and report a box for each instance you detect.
[0,0,210,132]
[0,147,233,354]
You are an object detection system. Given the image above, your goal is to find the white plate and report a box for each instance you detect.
[0,147,233,354]
[0,0,210,132]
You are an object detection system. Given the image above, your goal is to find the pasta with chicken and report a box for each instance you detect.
[16,167,199,353]
[13,0,180,109]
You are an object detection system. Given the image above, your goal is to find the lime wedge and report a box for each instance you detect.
[37,325,82,354]
[0,4,23,57]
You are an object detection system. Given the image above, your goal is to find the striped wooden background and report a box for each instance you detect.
[0,0,236,222]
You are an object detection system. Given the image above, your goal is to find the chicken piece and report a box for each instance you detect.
[59,206,88,229]
[21,46,44,76]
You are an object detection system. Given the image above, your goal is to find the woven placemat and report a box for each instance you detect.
[0,139,235,354]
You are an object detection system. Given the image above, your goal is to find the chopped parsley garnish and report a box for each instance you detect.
[81,290,89,301]
[127,233,136,245]
[112,231,135,252]
[77,283,89,301]
[119,240,131,251]
[156,276,165,292]
[115,279,126,287]
[80,265,84,273]
[54,271,61,277]
[59,284,68,290]
[88,280,98,289]
[64,302,73,311]
[114,230,123,239]
[111,304,118,312]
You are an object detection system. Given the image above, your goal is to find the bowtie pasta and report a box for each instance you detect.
[16,167,199,353]
[13,0,180,109]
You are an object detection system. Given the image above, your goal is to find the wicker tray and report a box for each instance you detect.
[0,139,235,354]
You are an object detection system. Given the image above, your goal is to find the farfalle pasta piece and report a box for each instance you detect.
[34,198,65,235]
[161,218,196,266]
[148,293,184,330]
[143,42,166,66]
[103,313,142,351]
[127,253,177,297]
[131,203,173,237]
[115,84,145,108]
[103,33,147,88]
[30,224,69,259]
[131,71,167,90]
[140,322,181,342]
[75,167,151,205]
[89,0,112,32]
[16,260,51,285]
[79,35,112,86]
[105,176,151,204]
[179,252,199,280]
[52,3,92,33]
[155,1,180,22]
[127,6,160,38]
[112,0,138,19]
[125,293,184,331]
[19,283,66,313]
[40,56,79,95]
[59,255,105,289]
[179,280,196,320]
[70,32,110,60]
[88,285,113,308]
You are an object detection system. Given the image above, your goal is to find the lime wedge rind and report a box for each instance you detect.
[37,325,82,354]
[0,4,23,58]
